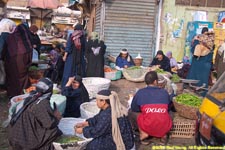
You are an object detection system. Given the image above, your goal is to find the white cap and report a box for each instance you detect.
[136,53,142,59]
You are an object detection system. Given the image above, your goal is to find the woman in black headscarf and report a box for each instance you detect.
[62,75,90,117]
[9,78,62,150]
[61,23,86,88]
[150,50,171,72]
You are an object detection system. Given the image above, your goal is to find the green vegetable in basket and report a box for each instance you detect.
[175,93,202,107]
[53,89,59,94]
[29,66,39,71]
[155,68,167,74]
[40,55,47,60]
[126,66,141,70]
[56,136,82,144]
[171,74,180,83]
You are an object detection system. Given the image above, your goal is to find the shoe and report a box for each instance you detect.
[140,136,152,145]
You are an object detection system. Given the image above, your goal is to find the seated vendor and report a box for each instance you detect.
[129,71,172,145]
[150,50,171,72]
[166,51,178,70]
[61,76,89,117]
[115,49,134,70]
[8,78,62,150]
[75,90,134,150]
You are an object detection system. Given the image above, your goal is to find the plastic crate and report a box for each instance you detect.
[104,70,122,81]
[170,120,196,138]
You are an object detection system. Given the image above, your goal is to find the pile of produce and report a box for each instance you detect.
[55,136,82,144]
[175,93,202,107]
[171,74,181,83]
[126,66,141,70]
[40,55,48,60]
[25,86,36,93]
[155,68,167,74]
[29,66,39,71]
[104,67,116,72]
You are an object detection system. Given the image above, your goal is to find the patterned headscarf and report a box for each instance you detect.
[49,50,59,65]
[0,18,16,35]
[166,51,172,58]
[96,90,127,150]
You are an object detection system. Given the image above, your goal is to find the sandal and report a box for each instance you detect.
[140,139,151,145]
[140,137,152,145]
[160,134,169,145]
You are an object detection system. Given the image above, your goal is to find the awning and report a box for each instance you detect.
[0,0,8,4]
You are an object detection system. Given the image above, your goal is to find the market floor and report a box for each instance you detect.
[110,79,196,150]
[0,79,196,150]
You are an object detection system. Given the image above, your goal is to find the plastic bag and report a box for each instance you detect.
[32,49,39,62]
[0,60,6,84]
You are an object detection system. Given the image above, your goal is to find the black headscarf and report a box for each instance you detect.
[74,75,90,102]
[156,50,164,56]
[201,27,208,34]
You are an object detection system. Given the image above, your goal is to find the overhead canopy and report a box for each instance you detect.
[27,0,62,9]
[27,0,62,27]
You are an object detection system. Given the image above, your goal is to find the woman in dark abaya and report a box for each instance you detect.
[186,27,214,96]
[85,32,106,77]
[2,23,33,99]
[61,23,86,88]
[9,78,62,150]
[62,75,90,117]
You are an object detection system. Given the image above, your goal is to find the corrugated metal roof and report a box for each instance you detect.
[95,0,156,66]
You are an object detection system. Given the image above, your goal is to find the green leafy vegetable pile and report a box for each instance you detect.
[171,74,180,83]
[28,66,39,71]
[56,136,82,144]
[127,66,141,70]
[155,68,167,74]
[175,93,202,107]
[40,55,47,60]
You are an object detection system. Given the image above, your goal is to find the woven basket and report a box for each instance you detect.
[80,101,100,119]
[122,67,149,82]
[173,99,198,120]
[170,120,196,138]
[83,77,111,99]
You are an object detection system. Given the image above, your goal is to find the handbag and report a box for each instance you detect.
[0,60,6,85]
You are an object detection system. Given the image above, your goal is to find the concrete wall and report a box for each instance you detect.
[161,0,225,61]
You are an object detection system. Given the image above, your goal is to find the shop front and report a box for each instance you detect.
[6,6,30,25]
